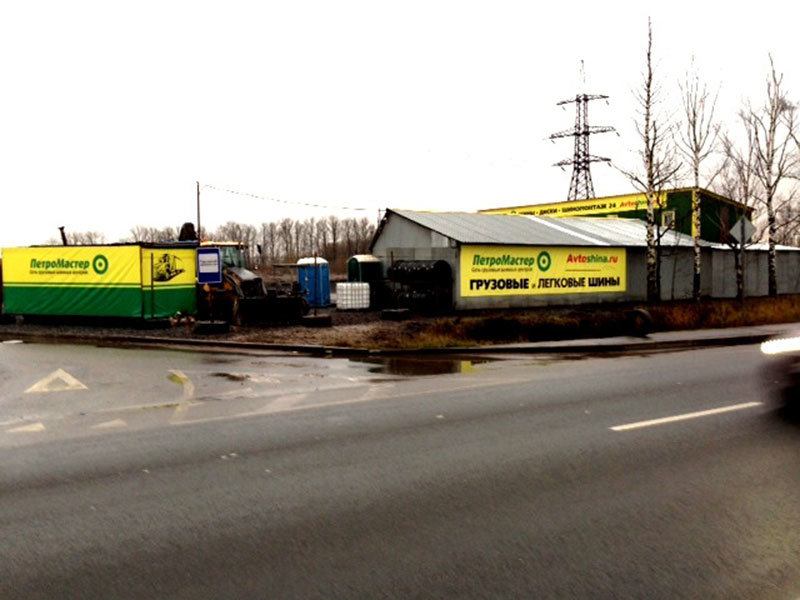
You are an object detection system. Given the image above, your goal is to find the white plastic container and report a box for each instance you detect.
[336,282,370,310]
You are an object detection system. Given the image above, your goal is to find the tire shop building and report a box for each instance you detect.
[370,209,800,311]
[479,187,753,245]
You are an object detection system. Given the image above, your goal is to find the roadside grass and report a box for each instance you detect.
[347,295,800,350]
[648,295,800,330]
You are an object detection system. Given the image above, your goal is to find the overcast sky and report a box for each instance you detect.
[1,1,798,248]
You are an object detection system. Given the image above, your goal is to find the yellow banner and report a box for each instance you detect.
[460,245,626,296]
[480,196,652,217]
[141,248,197,287]
[1,246,141,286]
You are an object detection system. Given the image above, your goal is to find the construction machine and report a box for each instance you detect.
[197,241,308,325]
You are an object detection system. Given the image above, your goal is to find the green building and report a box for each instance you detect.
[480,188,753,244]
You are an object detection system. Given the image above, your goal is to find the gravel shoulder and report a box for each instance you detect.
[0,309,417,349]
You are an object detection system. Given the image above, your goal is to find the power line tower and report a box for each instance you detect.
[550,63,615,200]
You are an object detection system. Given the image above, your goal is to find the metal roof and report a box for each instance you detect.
[478,186,752,214]
[390,210,703,248]
[709,242,800,252]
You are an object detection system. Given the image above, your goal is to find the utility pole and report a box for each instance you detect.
[196,181,201,240]
[550,62,615,200]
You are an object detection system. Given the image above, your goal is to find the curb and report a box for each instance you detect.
[0,330,776,358]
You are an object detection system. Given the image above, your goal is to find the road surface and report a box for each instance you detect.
[1,340,798,599]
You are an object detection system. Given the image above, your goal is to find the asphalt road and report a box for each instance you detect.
[2,341,799,599]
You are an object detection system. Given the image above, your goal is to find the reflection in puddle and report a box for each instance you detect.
[351,356,494,376]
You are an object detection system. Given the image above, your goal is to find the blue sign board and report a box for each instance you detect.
[197,247,222,284]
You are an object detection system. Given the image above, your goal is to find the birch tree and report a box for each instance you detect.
[620,19,681,301]
[677,60,721,299]
[745,55,799,296]
[720,126,759,302]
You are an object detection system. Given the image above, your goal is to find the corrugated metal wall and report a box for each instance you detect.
[372,212,800,310]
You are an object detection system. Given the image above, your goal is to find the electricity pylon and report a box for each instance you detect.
[550,64,615,200]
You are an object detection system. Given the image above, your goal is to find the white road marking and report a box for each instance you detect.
[610,402,763,432]
[172,376,527,426]
[217,387,256,399]
[7,422,46,433]
[261,393,309,413]
[91,419,128,430]
[25,369,88,393]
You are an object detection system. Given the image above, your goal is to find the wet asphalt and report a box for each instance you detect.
[1,341,800,599]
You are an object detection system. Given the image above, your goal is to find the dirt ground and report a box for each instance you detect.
[3,295,800,350]
[229,309,406,347]
[0,308,422,349]
[0,304,646,350]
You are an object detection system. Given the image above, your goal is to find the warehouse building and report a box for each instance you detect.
[479,188,752,244]
[370,209,800,310]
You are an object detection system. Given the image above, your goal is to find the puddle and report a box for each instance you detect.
[351,356,495,376]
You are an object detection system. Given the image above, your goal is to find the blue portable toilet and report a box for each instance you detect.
[297,257,331,307]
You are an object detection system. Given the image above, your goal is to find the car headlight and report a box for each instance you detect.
[761,336,800,356]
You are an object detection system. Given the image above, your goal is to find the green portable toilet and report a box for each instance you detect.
[347,255,383,283]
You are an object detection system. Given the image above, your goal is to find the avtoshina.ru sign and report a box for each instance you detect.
[460,245,626,297]
[2,245,196,318]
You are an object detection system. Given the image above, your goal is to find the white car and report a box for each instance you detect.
[761,331,800,405]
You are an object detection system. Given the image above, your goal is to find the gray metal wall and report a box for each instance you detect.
[371,217,453,255]
[371,216,459,285]
[371,215,800,309]
[658,246,696,300]
[710,248,800,297]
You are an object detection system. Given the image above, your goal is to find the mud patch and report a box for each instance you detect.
[211,372,250,382]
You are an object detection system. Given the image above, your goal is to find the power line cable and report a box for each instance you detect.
[201,183,372,212]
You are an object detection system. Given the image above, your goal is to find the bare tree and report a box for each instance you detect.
[677,59,722,299]
[774,198,800,246]
[260,221,278,266]
[619,19,681,301]
[129,226,153,242]
[342,218,358,258]
[155,226,178,242]
[303,218,317,255]
[121,214,375,269]
[45,230,109,245]
[277,218,294,261]
[327,215,341,262]
[315,219,330,257]
[241,224,258,265]
[293,220,306,259]
[718,125,760,301]
[744,55,799,296]
[215,221,238,242]
[357,217,376,253]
